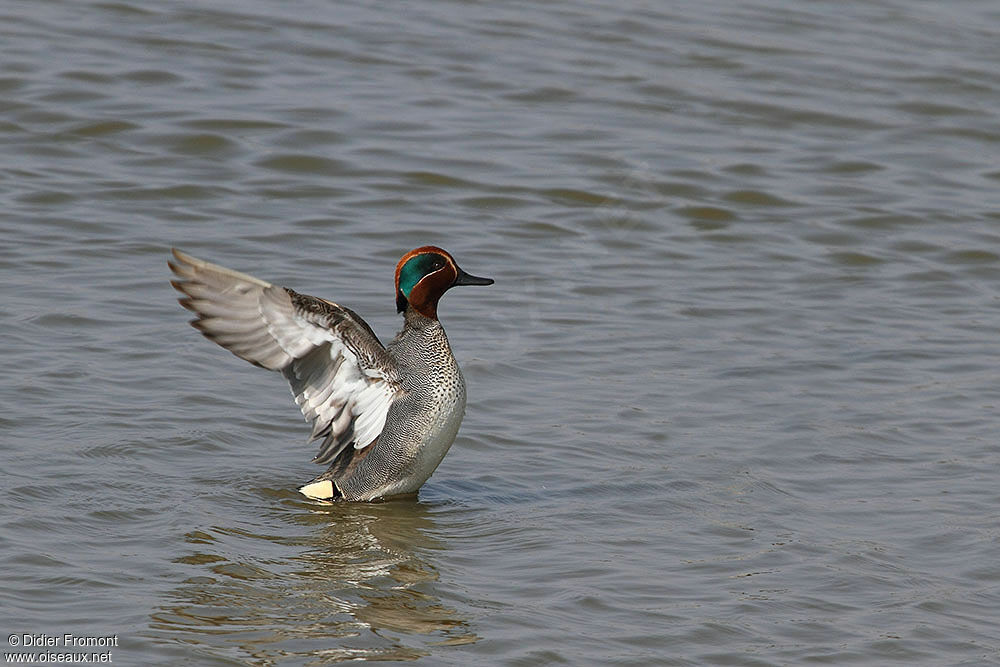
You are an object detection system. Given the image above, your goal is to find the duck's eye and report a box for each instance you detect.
[430,258,445,271]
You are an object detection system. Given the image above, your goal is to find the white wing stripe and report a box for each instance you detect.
[351,383,393,447]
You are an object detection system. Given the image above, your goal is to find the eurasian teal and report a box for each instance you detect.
[168,246,493,502]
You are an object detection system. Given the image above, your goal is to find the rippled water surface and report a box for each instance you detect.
[3,1,1000,664]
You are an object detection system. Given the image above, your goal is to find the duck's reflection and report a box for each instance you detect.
[150,493,477,663]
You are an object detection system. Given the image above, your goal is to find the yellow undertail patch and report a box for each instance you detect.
[299,479,335,501]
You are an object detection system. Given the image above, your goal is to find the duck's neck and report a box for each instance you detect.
[402,305,440,330]
[389,306,453,370]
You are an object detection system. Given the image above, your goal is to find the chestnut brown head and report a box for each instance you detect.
[394,246,493,319]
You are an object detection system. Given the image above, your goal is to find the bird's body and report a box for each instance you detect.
[168,246,492,502]
[318,308,468,500]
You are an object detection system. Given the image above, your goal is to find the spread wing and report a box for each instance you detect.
[168,248,402,465]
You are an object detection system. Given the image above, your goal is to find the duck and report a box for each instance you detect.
[168,246,493,502]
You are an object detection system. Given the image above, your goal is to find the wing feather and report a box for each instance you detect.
[169,249,402,462]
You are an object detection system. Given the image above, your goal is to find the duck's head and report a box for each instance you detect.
[394,246,493,319]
